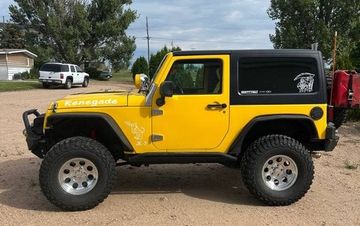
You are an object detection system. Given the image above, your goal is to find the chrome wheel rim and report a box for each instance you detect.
[262,155,298,191]
[58,158,98,195]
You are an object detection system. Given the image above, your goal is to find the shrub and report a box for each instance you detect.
[13,73,22,80]
[29,68,39,79]
[13,70,38,80]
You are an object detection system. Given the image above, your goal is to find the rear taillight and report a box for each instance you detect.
[60,73,64,79]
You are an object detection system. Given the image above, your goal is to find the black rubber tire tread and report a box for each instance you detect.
[39,136,116,211]
[333,108,348,129]
[241,134,314,206]
[82,77,89,87]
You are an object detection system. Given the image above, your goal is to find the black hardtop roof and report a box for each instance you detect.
[172,49,322,57]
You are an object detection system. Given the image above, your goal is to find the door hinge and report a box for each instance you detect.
[151,134,163,142]
[152,109,163,116]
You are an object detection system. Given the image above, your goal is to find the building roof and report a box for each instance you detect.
[0,49,37,58]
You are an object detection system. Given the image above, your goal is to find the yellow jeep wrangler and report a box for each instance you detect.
[23,50,338,211]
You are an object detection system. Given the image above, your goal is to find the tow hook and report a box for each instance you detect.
[312,152,322,159]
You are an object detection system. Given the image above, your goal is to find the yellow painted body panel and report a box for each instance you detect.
[216,104,327,153]
[44,52,328,155]
[46,105,159,153]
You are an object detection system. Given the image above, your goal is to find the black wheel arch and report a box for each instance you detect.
[45,113,134,159]
[228,115,319,157]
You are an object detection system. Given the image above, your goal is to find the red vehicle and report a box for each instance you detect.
[330,70,360,127]
[332,70,360,108]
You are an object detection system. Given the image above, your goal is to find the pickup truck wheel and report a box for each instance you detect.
[39,136,116,211]
[65,78,72,89]
[241,135,314,206]
[82,77,89,87]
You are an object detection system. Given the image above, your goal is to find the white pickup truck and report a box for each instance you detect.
[39,63,89,89]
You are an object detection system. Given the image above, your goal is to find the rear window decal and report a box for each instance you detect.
[294,73,315,93]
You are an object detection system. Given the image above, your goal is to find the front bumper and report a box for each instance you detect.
[22,109,46,158]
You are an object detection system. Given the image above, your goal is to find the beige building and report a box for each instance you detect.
[0,49,37,80]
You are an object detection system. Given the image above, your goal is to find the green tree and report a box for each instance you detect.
[149,46,181,78]
[0,23,25,49]
[131,56,148,79]
[268,0,360,66]
[350,43,360,70]
[9,0,137,70]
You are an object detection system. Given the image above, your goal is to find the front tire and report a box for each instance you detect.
[39,137,116,211]
[241,135,314,206]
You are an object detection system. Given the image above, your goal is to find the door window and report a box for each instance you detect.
[70,66,75,73]
[165,59,222,95]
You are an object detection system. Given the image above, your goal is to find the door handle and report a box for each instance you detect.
[207,103,227,109]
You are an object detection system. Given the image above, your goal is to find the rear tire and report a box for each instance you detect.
[65,78,72,89]
[241,135,314,206]
[39,137,116,211]
[82,77,89,87]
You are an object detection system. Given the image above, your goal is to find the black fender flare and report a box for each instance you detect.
[46,112,133,151]
[227,114,318,156]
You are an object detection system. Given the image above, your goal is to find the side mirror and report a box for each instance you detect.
[157,81,175,106]
[134,74,142,89]
[134,73,149,91]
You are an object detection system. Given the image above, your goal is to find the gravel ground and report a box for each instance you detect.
[0,80,359,226]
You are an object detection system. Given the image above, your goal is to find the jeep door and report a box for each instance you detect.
[152,55,230,151]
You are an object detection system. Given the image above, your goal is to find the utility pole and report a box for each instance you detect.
[146,16,150,75]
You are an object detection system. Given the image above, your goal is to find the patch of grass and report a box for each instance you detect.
[344,160,359,170]
[111,70,133,84]
[0,81,41,92]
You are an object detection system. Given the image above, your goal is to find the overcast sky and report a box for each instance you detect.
[0,0,275,59]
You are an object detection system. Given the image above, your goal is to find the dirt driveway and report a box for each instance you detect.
[0,81,359,226]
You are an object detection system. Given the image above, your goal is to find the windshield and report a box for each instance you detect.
[151,54,169,84]
[40,64,69,72]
